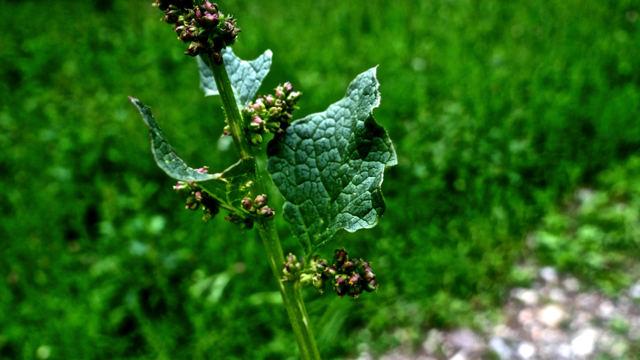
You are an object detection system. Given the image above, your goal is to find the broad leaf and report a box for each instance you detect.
[130,97,218,182]
[203,157,257,209]
[197,48,273,108]
[267,68,397,253]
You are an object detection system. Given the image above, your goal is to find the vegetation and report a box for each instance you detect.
[2,0,640,359]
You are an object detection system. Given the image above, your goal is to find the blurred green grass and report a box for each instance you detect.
[2,0,640,359]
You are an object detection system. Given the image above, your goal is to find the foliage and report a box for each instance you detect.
[2,0,640,359]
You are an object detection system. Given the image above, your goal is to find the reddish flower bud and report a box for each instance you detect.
[241,197,253,210]
[348,273,360,286]
[254,194,267,207]
[265,94,275,107]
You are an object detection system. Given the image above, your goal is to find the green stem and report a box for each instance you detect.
[207,53,322,360]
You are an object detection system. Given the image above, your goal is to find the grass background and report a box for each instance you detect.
[2,0,640,359]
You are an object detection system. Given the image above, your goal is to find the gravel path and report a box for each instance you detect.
[356,266,640,360]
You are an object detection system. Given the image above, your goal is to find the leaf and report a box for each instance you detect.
[197,47,273,108]
[130,97,218,182]
[203,157,257,209]
[267,68,397,253]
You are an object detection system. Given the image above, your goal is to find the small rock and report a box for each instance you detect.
[538,305,566,327]
[448,351,467,360]
[563,277,580,292]
[598,301,615,318]
[571,328,597,356]
[517,342,535,359]
[629,283,640,299]
[512,288,539,306]
[576,293,598,310]
[518,309,534,325]
[423,329,444,355]
[540,267,558,283]
[570,311,593,330]
[548,287,566,303]
[448,329,484,352]
[557,343,572,358]
[489,337,512,360]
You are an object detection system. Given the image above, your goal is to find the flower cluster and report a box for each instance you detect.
[328,248,378,298]
[153,0,241,56]
[235,83,302,145]
[240,194,275,218]
[283,248,378,299]
[173,168,220,221]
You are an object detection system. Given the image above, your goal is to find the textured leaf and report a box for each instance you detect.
[197,48,273,108]
[203,157,256,209]
[267,68,397,253]
[130,97,218,182]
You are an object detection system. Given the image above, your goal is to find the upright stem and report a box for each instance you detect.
[207,53,322,360]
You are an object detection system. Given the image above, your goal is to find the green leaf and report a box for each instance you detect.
[130,97,218,182]
[267,68,397,253]
[203,157,257,210]
[197,48,273,108]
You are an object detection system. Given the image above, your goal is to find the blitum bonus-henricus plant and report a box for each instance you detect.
[129,1,396,358]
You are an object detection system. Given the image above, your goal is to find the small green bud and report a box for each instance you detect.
[326,267,338,277]
[250,133,263,145]
[364,279,377,292]
[287,253,297,264]
[300,273,313,286]
[312,274,324,292]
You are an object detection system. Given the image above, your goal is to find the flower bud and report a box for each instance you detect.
[250,133,263,146]
[300,273,313,286]
[315,259,327,272]
[312,274,324,292]
[364,279,377,292]
[347,273,360,286]
[185,196,199,210]
[252,100,266,114]
[287,253,297,264]
[275,89,284,99]
[200,12,219,28]
[267,106,281,118]
[341,260,354,271]
[222,125,231,136]
[195,166,209,173]
[173,181,190,192]
[250,115,263,128]
[194,191,203,201]
[203,0,218,14]
[265,121,281,132]
[363,269,376,281]
[334,248,348,264]
[283,82,293,94]
[254,194,267,207]
[326,267,338,277]
[264,94,275,107]
[241,197,253,211]
[185,42,202,56]
[257,206,274,217]
[287,91,302,102]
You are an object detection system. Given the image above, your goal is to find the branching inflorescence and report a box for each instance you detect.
[132,2,396,358]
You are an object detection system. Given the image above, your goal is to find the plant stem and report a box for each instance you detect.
[207,53,322,360]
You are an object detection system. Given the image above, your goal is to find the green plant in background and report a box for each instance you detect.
[130,1,396,358]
